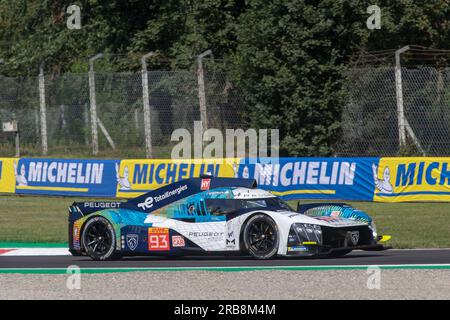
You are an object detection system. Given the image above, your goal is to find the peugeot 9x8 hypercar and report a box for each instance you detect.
[68,177,391,260]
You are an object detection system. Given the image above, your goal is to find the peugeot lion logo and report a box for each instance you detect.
[349,231,359,246]
[126,234,139,251]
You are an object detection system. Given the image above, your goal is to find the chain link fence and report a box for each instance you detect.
[0,64,246,158]
[336,66,450,156]
[0,76,40,153]
[4,61,450,158]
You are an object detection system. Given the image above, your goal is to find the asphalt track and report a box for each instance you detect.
[1,249,450,269]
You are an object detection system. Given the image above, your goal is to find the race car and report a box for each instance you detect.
[68,177,391,260]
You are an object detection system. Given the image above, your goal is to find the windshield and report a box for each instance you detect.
[205,197,293,215]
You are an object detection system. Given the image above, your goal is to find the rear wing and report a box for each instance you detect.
[68,177,257,221]
[121,177,257,214]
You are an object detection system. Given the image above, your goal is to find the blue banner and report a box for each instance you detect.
[4,156,449,202]
[235,158,378,201]
[14,158,119,197]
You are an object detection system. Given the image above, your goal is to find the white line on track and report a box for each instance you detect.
[1,247,450,256]
[0,248,71,256]
[1,264,450,272]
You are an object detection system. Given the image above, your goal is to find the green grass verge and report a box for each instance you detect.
[0,195,449,248]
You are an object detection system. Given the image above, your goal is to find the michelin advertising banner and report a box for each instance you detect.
[12,158,119,197]
[115,158,239,198]
[235,158,376,201]
[1,157,450,202]
[373,157,450,202]
[0,158,15,194]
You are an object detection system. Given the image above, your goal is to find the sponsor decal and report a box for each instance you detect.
[188,231,224,238]
[126,234,139,251]
[200,178,211,191]
[138,196,154,210]
[172,235,185,247]
[73,221,82,250]
[225,231,236,248]
[83,202,121,209]
[137,184,188,210]
[188,231,225,242]
[140,185,188,209]
[148,227,170,251]
[287,246,308,252]
[73,226,80,241]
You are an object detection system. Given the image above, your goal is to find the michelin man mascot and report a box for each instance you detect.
[372,163,393,194]
[116,163,131,191]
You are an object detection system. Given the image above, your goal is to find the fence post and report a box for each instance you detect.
[88,53,102,156]
[141,52,156,159]
[83,103,89,145]
[395,46,409,151]
[38,63,48,155]
[197,50,213,136]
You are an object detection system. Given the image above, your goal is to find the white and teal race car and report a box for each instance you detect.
[68,177,391,260]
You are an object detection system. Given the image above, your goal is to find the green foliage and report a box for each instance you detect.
[1,0,450,156]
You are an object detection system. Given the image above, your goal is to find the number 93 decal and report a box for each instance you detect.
[148,227,170,251]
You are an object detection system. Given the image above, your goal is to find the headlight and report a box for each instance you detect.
[289,223,322,245]
[369,221,377,239]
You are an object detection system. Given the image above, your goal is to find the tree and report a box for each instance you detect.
[1,0,450,155]
[232,0,450,156]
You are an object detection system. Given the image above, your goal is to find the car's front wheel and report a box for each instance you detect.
[243,214,279,259]
[82,216,122,261]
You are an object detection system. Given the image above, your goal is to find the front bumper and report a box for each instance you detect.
[286,222,392,256]
[285,242,391,256]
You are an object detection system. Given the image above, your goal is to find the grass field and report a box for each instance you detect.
[0,195,449,248]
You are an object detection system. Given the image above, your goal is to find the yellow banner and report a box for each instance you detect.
[373,157,450,202]
[0,158,16,193]
[115,158,239,198]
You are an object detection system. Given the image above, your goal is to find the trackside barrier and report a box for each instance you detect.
[1,157,450,202]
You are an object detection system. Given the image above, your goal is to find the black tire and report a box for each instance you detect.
[82,216,122,261]
[242,214,279,259]
[328,249,352,257]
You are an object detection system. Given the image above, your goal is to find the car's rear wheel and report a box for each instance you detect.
[243,214,279,259]
[82,216,121,261]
